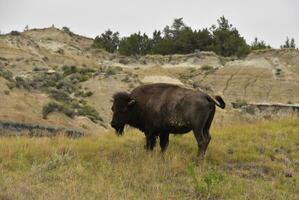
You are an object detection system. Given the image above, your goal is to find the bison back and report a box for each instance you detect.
[130,83,212,130]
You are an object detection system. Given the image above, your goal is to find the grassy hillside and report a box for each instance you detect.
[0,118,298,200]
[1,28,299,132]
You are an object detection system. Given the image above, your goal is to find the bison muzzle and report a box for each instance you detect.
[111,83,225,160]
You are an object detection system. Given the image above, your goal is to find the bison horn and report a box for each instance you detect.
[128,99,136,106]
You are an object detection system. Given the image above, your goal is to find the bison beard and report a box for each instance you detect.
[111,83,225,160]
[116,126,124,135]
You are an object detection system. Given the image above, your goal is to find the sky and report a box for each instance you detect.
[0,0,298,48]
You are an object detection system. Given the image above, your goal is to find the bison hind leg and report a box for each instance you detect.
[201,107,215,157]
[159,133,169,152]
[192,112,210,160]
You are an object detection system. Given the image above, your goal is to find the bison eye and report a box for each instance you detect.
[121,107,128,113]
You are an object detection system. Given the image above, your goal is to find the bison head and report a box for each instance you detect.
[111,92,136,135]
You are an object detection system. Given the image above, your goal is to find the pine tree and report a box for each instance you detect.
[290,38,296,48]
[251,37,271,50]
[92,29,120,53]
[118,32,151,56]
[210,16,250,57]
[281,37,292,48]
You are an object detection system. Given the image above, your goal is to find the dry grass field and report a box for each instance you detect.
[0,118,298,200]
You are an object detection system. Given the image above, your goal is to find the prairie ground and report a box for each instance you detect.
[0,118,298,200]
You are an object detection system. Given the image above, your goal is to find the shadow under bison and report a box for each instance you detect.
[111,83,225,160]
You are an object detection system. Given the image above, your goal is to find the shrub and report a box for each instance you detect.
[275,68,282,76]
[42,56,49,61]
[15,76,31,90]
[62,66,95,82]
[56,49,64,54]
[42,102,61,119]
[251,37,271,50]
[55,79,77,94]
[74,91,84,97]
[48,89,72,102]
[280,37,296,49]
[62,26,70,32]
[10,31,21,36]
[105,66,122,76]
[33,67,45,71]
[70,73,90,82]
[43,100,101,123]
[62,27,74,36]
[60,104,76,118]
[77,105,103,122]
[4,64,101,123]
[232,99,248,108]
[0,68,13,81]
[119,58,130,65]
[74,90,93,98]
[83,91,93,97]
[33,73,64,89]
[189,67,196,73]
[78,68,96,74]
[42,102,75,119]
[121,75,132,83]
[62,65,77,76]
[105,67,117,75]
[201,65,213,71]
[6,82,16,90]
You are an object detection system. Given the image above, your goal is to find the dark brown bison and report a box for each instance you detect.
[111,83,225,159]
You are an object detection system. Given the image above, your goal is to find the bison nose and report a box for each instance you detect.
[111,120,117,128]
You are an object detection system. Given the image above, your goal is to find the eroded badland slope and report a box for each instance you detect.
[0,27,299,134]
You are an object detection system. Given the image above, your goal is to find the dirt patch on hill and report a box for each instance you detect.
[141,75,184,85]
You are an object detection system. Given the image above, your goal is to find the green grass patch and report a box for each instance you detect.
[0,118,298,199]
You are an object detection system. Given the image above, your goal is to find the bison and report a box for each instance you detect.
[111,83,225,159]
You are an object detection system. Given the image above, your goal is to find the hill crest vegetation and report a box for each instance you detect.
[91,16,296,57]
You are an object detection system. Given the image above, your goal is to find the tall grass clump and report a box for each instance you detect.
[0,118,298,199]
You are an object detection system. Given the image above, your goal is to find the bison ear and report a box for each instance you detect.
[128,99,136,106]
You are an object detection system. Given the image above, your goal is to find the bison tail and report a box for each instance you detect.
[214,95,226,109]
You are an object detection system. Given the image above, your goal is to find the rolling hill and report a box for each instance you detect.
[0,27,299,134]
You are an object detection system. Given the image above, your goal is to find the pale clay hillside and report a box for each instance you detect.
[0,27,299,134]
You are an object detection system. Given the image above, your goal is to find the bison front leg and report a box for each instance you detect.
[159,133,169,152]
[145,134,157,151]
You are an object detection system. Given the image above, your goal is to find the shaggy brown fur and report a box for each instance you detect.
[111,83,225,159]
